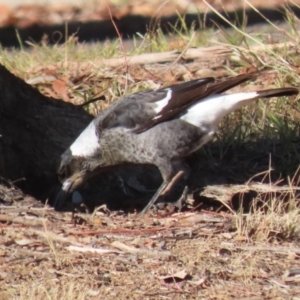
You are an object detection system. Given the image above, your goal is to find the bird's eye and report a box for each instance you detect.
[57,164,69,183]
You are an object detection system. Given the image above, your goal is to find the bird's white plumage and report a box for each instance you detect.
[180,92,258,128]
[153,88,172,114]
[70,121,99,157]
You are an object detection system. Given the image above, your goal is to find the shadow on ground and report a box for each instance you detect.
[67,135,300,213]
[1,5,300,48]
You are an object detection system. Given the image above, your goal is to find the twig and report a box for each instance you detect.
[0,214,49,227]
[111,241,172,257]
[67,245,123,255]
[69,226,173,236]
[236,244,300,254]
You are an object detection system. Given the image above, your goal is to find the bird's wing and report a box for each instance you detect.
[97,72,258,133]
[97,77,215,130]
[133,72,258,133]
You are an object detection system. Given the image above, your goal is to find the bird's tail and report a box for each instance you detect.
[222,87,299,118]
[179,86,299,128]
[255,87,299,99]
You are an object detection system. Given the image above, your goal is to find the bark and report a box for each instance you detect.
[0,64,93,200]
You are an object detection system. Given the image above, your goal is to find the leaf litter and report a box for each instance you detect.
[1,178,300,299]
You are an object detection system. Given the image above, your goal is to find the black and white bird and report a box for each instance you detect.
[54,72,298,214]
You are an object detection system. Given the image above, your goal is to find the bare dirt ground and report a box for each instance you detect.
[1,1,300,300]
[2,181,300,300]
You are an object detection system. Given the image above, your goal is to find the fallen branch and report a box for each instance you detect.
[111,241,172,257]
[54,46,233,68]
[199,183,299,204]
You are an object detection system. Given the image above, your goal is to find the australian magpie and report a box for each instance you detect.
[54,72,298,214]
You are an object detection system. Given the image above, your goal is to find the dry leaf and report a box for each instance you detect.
[67,245,123,255]
[234,235,248,241]
[159,269,188,281]
[111,241,171,257]
[188,276,207,286]
[52,77,70,101]
[14,239,39,246]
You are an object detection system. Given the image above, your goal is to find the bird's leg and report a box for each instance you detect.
[140,163,190,215]
[174,164,191,210]
[159,165,190,211]
[139,180,169,215]
[160,170,185,196]
[172,185,189,211]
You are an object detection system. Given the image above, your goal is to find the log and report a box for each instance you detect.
[0,64,93,200]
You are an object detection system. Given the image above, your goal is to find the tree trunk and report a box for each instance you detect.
[0,64,93,200]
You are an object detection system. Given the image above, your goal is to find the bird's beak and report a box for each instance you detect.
[53,179,74,210]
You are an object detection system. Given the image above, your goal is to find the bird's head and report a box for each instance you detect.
[53,120,104,209]
[58,151,86,190]
[54,150,105,209]
[53,149,87,209]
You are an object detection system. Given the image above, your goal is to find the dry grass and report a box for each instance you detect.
[2,192,300,299]
[2,4,300,299]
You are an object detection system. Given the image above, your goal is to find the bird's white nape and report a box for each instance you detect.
[180,92,258,128]
[70,121,100,157]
